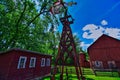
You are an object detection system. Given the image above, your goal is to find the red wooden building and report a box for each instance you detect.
[0,48,52,80]
[88,34,120,70]
[79,53,90,68]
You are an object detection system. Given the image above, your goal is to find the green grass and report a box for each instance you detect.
[42,67,120,80]
[42,75,120,80]
[85,75,120,80]
[42,74,80,80]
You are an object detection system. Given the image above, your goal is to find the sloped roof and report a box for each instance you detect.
[0,48,52,56]
[88,34,120,49]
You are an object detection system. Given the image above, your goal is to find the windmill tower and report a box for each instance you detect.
[50,1,84,80]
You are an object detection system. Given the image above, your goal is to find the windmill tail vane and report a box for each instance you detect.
[50,0,77,14]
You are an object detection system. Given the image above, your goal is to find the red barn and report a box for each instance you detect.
[88,34,120,71]
[0,48,52,80]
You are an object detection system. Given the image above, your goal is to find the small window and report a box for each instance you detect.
[94,61,103,67]
[41,58,45,67]
[46,58,50,66]
[108,61,116,69]
[29,57,36,68]
[17,56,27,69]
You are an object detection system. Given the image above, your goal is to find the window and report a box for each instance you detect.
[29,57,36,68]
[94,61,103,68]
[41,58,45,67]
[17,56,27,69]
[46,58,50,66]
[108,61,116,69]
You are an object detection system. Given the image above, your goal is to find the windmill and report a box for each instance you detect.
[50,0,84,80]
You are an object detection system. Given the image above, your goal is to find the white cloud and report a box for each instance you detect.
[80,42,91,50]
[82,24,104,41]
[101,20,108,26]
[82,23,120,41]
[83,24,98,31]
[82,20,120,50]
[105,28,120,38]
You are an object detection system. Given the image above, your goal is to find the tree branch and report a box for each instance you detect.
[15,1,27,31]
[24,2,49,30]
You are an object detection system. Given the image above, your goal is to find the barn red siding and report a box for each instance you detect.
[88,34,120,69]
[79,53,90,68]
[0,49,52,80]
[0,51,14,80]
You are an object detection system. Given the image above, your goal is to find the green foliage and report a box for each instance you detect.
[0,0,60,54]
[0,0,82,64]
[73,34,82,53]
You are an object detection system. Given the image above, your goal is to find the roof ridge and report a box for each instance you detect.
[0,48,52,56]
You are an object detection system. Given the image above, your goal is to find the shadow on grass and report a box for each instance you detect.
[86,78,94,80]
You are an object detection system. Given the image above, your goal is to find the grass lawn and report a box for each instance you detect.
[42,74,80,80]
[85,75,120,80]
[42,67,120,80]
[42,74,120,80]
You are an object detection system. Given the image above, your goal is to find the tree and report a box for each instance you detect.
[0,0,60,53]
[0,0,82,64]
[73,34,82,53]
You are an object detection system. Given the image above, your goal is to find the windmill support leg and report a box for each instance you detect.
[60,65,64,80]
[53,13,84,80]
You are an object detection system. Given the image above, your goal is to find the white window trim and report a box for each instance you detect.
[29,57,36,68]
[17,56,27,69]
[41,58,45,67]
[46,58,50,66]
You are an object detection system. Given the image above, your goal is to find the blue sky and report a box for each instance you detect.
[62,0,120,50]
